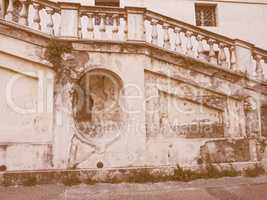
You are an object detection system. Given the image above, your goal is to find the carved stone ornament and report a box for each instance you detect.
[244,96,257,112]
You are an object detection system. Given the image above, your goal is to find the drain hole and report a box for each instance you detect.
[0,165,7,171]
[97,162,104,169]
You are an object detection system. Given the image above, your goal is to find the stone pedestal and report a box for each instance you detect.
[249,139,258,162]
[234,40,253,75]
[126,7,146,41]
[59,3,80,38]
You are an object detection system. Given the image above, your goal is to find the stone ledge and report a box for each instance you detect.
[0,162,266,186]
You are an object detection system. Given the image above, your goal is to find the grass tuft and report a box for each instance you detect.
[62,174,81,186]
[173,165,201,182]
[22,176,37,187]
[244,163,265,177]
[84,177,97,185]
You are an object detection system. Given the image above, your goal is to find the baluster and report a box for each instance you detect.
[196,35,206,60]
[255,55,264,80]
[5,0,14,21]
[123,16,128,40]
[99,13,106,39]
[78,14,82,38]
[218,43,227,67]
[163,23,170,49]
[208,39,217,64]
[18,0,28,26]
[33,3,42,30]
[0,0,2,18]
[185,31,193,56]
[230,46,237,70]
[174,27,182,53]
[150,19,158,45]
[112,14,119,40]
[45,8,54,35]
[87,13,94,39]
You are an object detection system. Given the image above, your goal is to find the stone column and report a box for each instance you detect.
[125,7,146,41]
[243,96,262,162]
[53,78,76,169]
[145,81,160,137]
[249,139,258,162]
[59,2,80,38]
[244,96,261,137]
[224,98,246,138]
[0,0,5,18]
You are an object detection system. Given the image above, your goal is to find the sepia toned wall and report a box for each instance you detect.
[0,28,265,170]
[0,33,55,170]
[0,0,266,171]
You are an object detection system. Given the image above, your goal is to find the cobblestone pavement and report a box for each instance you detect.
[1,176,267,200]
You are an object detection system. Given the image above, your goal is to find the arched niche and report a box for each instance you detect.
[72,69,124,140]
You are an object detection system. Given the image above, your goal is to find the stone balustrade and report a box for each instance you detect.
[145,11,234,69]
[79,6,127,40]
[144,10,267,81]
[1,0,61,35]
[0,0,266,81]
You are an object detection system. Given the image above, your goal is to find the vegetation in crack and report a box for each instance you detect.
[45,38,72,73]
[244,163,265,177]
[62,173,81,186]
[22,176,37,187]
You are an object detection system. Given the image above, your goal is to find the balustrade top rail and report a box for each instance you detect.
[145,10,235,47]
[32,0,60,12]
[0,0,266,82]
[79,5,126,15]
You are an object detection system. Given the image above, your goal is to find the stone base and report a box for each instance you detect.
[0,161,266,186]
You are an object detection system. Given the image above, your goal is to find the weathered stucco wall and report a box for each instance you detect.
[50,40,267,169]
[0,20,266,171]
[0,30,55,170]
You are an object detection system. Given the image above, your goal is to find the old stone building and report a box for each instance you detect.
[0,0,267,172]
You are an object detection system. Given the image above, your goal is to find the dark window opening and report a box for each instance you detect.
[95,0,120,7]
[195,4,217,27]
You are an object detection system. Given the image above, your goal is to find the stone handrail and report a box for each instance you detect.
[0,1,266,81]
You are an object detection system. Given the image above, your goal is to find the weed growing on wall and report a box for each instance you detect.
[62,173,81,186]
[22,176,37,187]
[244,163,265,177]
[84,177,97,185]
[0,163,265,187]
[45,39,72,72]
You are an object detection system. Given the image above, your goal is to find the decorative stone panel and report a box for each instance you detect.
[200,139,250,163]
